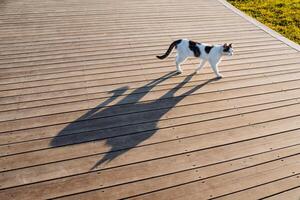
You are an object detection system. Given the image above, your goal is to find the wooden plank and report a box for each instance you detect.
[0,40,284,79]
[1,47,297,85]
[215,175,300,200]
[0,26,259,49]
[0,48,288,84]
[0,17,247,37]
[1,70,300,133]
[121,154,300,200]
[1,51,297,87]
[0,32,268,54]
[264,187,300,200]
[0,38,279,64]
[1,76,299,146]
[45,145,300,200]
[1,136,299,200]
[0,61,299,121]
[1,69,297,145]
[1,87,299,156]
[0,104,299,187]
[0,29,264,52]
[0,59,296,103]
[1,34,290,70]
[0,35,270,56]
[1,55,299,107]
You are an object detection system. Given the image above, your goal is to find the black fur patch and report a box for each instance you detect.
[205,46,213,54]
[174,39,182,49]
[189,41,201,57]
[223,46,230,52]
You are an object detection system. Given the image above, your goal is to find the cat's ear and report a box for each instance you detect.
[223,43,228,47]
[229,43,232,47]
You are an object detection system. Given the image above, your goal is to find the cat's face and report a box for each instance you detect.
[222,43,233,56]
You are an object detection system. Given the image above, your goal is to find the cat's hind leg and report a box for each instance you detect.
[195,59,207,74]
[175,55,187,74]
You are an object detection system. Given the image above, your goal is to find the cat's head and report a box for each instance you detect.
[222,43,233,56]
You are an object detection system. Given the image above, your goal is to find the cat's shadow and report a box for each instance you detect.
[50,71,219,170]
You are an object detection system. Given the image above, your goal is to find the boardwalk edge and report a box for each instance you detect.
[218,0,300,52]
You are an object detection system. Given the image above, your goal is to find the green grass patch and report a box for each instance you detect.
[227,0,300,44]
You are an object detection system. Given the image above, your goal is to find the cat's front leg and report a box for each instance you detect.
[210,63,223,78]
[195,59,207,74]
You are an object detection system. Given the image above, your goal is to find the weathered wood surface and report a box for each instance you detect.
[0,0,299,199]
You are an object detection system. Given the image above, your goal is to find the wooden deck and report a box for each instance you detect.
[0,0,300,199]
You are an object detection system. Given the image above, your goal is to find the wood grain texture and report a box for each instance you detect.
[0,0,299,199]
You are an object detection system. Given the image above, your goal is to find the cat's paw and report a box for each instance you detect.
[176,70,183,74]
[216,74,223,79]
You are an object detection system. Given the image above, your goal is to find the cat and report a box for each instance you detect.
[156,39,233,78]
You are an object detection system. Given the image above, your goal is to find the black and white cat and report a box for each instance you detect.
[157,39,234,78]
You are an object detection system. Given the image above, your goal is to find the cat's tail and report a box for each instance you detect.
[156,39,182,60]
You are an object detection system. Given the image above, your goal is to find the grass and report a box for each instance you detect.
[227,0,300,44]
